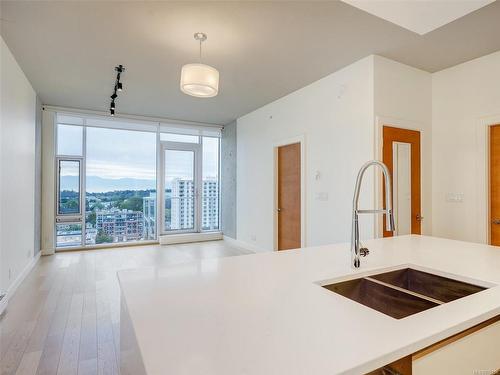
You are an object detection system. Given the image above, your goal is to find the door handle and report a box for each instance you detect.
[492,218,500,225]
[416,214,424,222]
[277,208,281,213]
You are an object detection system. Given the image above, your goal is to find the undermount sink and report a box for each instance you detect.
[322,268,487,319]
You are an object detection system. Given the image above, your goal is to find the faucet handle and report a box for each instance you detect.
[359,247,369,257]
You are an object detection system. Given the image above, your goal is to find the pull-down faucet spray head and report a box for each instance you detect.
[351,161,395,268]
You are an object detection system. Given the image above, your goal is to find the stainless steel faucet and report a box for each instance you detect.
[351,160,395,268]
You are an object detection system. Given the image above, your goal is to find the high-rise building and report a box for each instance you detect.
[96,209,144,242]
[145,179,219,231]
[171,179,195,230]
[170,178,219,230]
[201,179,219,230]
[143,192,156,239]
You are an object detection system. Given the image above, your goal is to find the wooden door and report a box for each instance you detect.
[277,143,301,250]
[383,126,421,237]
[489,125,500,245]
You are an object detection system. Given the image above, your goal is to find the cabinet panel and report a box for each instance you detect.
[413,320,500,375]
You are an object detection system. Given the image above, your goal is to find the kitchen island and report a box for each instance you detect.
[118,235,500,374]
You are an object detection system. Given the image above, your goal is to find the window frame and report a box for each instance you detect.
[55,156,85,248]
[53,111,222,250]
[160,140,202,235]
[201,136,221,232]
[55,156,84,221]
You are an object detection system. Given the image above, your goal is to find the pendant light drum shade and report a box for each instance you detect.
[180,63,219,98]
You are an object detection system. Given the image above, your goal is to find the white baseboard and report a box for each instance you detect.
[0,293,7,317]
[41,247,55,256]
[1,251,41,315]
[159,232,223,245]
[222,236,269,253]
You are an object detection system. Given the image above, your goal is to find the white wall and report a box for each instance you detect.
[432,50,500,243]
[237,56,375,250]
[374,55,432,235]
[0,36,37,295]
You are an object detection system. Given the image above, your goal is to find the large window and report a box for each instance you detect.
[54,114,220,249]
[85,127,157,245]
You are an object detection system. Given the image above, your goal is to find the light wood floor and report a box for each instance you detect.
[0,241,251,375]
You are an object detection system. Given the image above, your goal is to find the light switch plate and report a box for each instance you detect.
[316,192,329,201]
[446,193,464,203]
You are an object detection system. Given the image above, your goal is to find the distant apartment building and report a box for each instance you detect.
[170,178,219,230]
[143,193,156,239]
[171,179,195,230]
[144,179,219,232]
[201,179,219,230]
[96,209,144,242]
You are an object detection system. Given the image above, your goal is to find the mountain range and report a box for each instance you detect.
[61,176,156,193]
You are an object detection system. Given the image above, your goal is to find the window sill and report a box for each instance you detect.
[159,232,223,245]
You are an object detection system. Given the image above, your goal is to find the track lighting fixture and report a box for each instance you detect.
[109,64,125,116]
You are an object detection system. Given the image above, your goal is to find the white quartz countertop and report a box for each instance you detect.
[118,235,500,374]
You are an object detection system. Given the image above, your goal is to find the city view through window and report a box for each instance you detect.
[55,118,220,248]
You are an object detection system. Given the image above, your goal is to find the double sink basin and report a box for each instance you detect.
[322,268,487,319]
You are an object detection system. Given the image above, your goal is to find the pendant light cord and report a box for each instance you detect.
[199,38,202,63]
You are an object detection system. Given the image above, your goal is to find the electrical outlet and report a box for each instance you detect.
[250,234,257,242]
[8,268,11,280]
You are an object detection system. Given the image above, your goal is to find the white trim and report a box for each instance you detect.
[159,232,222,245]
[222,235,267,253]
[374,116,424,238]
[2,252,41,315]
[475,113,500,244]
[43,105,222,129]
[0,293,7,317]
[272,135,306,250]
[55,240,159,252]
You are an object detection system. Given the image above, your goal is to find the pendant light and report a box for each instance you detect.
[180,33,219,98]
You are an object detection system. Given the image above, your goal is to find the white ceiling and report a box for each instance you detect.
[1,1,500,125]
[341,0,495,35]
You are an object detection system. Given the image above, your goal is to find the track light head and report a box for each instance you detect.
[109,64,124,115]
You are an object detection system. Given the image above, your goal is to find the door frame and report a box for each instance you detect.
[375,116,425,238]
[159,140,202,235]
[273,135,306,251]
[477,113,500,244]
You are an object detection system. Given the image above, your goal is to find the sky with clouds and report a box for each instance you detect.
[58,124,219,191]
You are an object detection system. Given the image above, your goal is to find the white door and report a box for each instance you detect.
[160,141,202,234]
